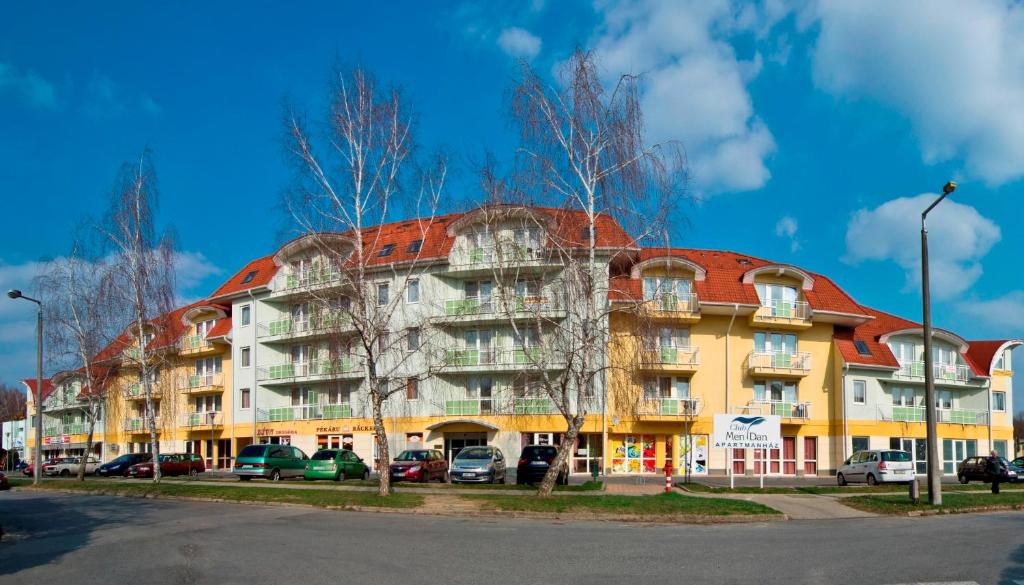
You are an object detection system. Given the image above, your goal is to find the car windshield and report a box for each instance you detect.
[456,447,491,460]
[157,455,173,462]
[395,450,429,462]
[238,445,267,458]
[522,447,557,460]
[110,455,132,464]
[881,451,911,462]
[311,450,337,461]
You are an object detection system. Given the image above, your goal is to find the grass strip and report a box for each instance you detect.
[462,491,779,516]
[10,477,422,509]
[328,479,604,491]
[842,492,1024,515]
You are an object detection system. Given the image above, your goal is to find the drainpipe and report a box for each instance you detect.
[986,379,993,453]
[248,289,258,445]
[841,363,849,462]
[725,304,739,487]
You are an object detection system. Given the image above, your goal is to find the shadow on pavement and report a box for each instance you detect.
[1001,540,1024,584]
[0,490,139,576]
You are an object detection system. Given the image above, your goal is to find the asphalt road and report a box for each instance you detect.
[1,491,1022,585]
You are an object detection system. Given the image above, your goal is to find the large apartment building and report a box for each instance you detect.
[24,206,1020,477]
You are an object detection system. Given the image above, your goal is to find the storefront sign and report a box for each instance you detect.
[43,435,71,445]
[256,428,296,437]
[712,415,780,449]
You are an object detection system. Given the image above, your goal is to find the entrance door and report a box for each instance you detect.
[943,439,976,475]
[753,447,782,475]
[444,433,486,464]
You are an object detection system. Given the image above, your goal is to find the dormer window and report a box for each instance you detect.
[643,277,693,301]
[407,239,422,254]
[379,243,396,257]
[240,270,257,284]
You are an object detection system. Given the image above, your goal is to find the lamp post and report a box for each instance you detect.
[8,289,43,486]
[921,181,956,506]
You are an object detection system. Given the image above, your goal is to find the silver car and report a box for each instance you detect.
[450,446,506,484]
[837,449,914,486]
[44,456,101,477]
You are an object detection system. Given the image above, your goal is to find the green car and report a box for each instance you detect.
[234,444,309,481]
[304,449,370,482]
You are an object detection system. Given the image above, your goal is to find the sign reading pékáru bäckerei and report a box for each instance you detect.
[712,414,781,449]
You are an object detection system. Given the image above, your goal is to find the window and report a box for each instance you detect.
[406,328,420,351]
[935,390,953,410]
[852,380,866,404]
[890,386,918,407]
[240,270,257,284]
[291,387,315,406]
[240,346,251,368]
[642,277,693,301]
[851,436,869,454]
[890,341,917,364]
[993,391,1006,412]
[406,378,419,400]
[854,340,871,356]
[754,332,797,354]
[407,279,419,303]
[379,331,390,353]
[379,243,396,257]
[754,380,797,403]
[407,239,422,254]
[994,440,1008,459]
[327,385,351,404]
[240,305,251,326]
[240,388,251,409]
[995,350,1011,371]
[755,283,798,308]
[377,283,389,306]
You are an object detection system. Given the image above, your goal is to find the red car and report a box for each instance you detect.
[0,471,9,490]
[389,449,448,483]
[128,453,205,478]
[23,458,60,477]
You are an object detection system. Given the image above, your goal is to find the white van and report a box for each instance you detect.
[837,449,915,486]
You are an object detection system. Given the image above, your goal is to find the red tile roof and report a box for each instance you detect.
[209,255,277,299]
[206,318,232,339]
[965,340,1022,375]
[22,378,56,403]
[834,306,918,369]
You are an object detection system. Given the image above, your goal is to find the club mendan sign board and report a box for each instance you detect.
[712,415,781,450]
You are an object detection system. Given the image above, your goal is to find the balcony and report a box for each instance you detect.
[268,268,343,300]
[644,293,701,323]
[438,292,566,325]
[747,351,812,378]
[638,397,701,417]
[436,347,563,373]
[124,383,161,400]
[894,362,974,385]
[180,411,224,428]
[512,397,557,415]
[445,397,495,416]
[179,373,224,394]
[750,300,812,330]
[446,244,551,277]
[749,400,812,420]
[43,423,89,437]
[257,403,355,422]
[179,335,220,356]
[257,358,360,385]
[877,404,989,425]
[124,417,161,433]
[638,346,700,373]
[257,313,353,342]
[122,347,142,362]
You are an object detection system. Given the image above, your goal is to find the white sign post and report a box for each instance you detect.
[713,414,782,490]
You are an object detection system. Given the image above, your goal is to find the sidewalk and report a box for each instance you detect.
[678,487,876,520]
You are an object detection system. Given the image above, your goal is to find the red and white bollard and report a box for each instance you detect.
[664,461,673,493]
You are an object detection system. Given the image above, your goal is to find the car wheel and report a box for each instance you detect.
[362,469,369,481]
[499,473,505,485]
[837,473,847,486]
[443,471,450,484]
[189,468,198,478]
[270,469,281,482]
[60,469,70,477]
[336,470,346,482]
[959,474,970,484]
[866,473,878,486]
[239,476,252,481]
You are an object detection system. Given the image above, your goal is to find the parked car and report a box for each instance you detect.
[44,456,100,477]
[15,460,28,471]
[0,471,9,490]
[837,449,915,486]
[23,458,59,477]
[97,453,152,477]
[957,456,1019,484]
[389,449,448,483]
[450,446,506,484]
[516,445,569,485]
[234,444,308,481]
[128,453,205,478]
[304,449,369,482]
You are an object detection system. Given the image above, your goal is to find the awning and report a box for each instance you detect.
[425,419,500,432]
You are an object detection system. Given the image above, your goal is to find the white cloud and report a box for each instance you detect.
[807,0,1024,185]
[590,0,780,194]
[961,291,1024,335]
[173,251,223,292]
[843,193,1001,299]
[497,27,542,60]
[775,216,800,252]
[0,61,58,109]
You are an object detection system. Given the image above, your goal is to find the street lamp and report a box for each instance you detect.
[8,289,43,486]
[921,181,956,506]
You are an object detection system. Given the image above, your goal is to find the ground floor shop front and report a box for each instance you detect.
[845,421,1015,476]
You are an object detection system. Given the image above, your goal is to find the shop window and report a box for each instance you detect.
[852,436,869,454]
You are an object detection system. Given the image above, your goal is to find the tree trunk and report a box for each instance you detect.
[78,421,95,481]
[536,416,582,497]
[371,393,391,497]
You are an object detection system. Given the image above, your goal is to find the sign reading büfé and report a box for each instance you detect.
[712,414,781,450]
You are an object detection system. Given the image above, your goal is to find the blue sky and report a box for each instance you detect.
[1,1,1021,409]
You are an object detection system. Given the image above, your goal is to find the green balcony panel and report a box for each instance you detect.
[445,400,481,416]
[660,347,678,364]
[470,248,485,264]
[269,319,292,336]
[773,353,793,368]
[322,404,352,419]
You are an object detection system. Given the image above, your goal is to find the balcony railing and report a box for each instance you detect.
[750,400,812,419]
[442,292,562,318]
[270,268,342,295]
[179,335,215,354]
[179,373,224,392]
[747,351,812,372]
[181,411,223,427]
[258,358,357,381]
[124,383,160,399]
[445,398,494,416]
[639,398,701,416]
[879,404,989,425]
[512,397,557,415]
[753,300,811,322]
[640,346,700,368]
[122,347,142,361]
[43,423,89,437]
[124,417,161,432]
[646,293,699,314]
[257,403,354,422]
[440,347,557,368]
[464,244,544,265]
[895,362,972,383]
[258,313,351,339]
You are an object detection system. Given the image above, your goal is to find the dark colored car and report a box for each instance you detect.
[957,456,1019,484]
[450,446,506,484]
[516,445,569,485]
[128,453,205,478]
[0,471,9,490]
[389,449,448,483]
[97,453,152,477]
[304,449,370,481]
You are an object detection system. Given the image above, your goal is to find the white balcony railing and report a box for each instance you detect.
[439,347,560,369]
[270,267,342,296]
[754,300,811,322]
[441,291,563,318]
[639,397,701,417]
[750,400,811,419]
[123,417,161,432]
[895,362,972,383]
[258,358,358,381]
[747,351,812,372]
[878,404,989,425]
[178,335,215,353]
[646,293,699,314]
[257,403,355,422]
[257,313,351,339]
[179,373,224,391]
[180,411,224,427]
[461,244,545,266]
[640,346,700,368]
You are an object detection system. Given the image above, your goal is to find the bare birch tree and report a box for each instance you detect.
[283,65,445,496]
[486,49,688,496]
[36,239,121,480]
[100,151,178,483]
